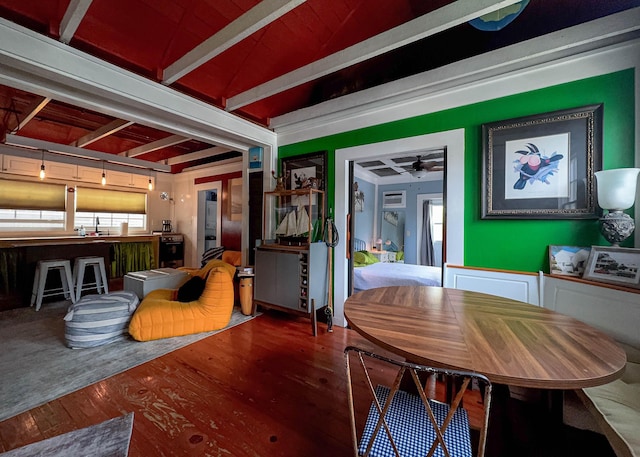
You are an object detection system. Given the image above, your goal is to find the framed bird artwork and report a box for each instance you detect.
[481,104,603,219]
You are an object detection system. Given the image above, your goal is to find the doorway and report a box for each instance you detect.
[334,129,466,328]
[196,182,222,264]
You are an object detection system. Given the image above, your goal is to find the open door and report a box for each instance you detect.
[347,161,355,296]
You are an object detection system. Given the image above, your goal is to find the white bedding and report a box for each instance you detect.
[353,262,442,291]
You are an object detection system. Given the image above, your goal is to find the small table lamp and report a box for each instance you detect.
[595,168,640,246]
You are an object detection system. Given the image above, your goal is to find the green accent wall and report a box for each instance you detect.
[279,70,635,272]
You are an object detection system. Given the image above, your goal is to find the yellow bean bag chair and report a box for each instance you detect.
[129,260,235,342]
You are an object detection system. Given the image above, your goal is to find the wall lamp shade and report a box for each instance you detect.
[410,169,428,179]
[595,168,640,246]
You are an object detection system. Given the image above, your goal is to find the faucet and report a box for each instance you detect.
[95,216,100,235]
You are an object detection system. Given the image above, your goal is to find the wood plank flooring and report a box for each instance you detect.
[0,309,617,456]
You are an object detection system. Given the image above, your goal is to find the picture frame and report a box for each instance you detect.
[281,151,327,192]
[548,245,591,276]
[228,177,242,221]
[481,104,603,219]
[354,181,364,212]
[583,246,640,289]
[281,151,328,209]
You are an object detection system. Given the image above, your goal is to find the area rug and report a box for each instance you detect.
[0,301,257,422]
[0,412,134,457]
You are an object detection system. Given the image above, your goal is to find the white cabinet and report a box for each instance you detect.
[46,162,77,180]
[76,165,103,183]
[131,173,152,189]
[105,170,132,187]
[105,170,150,189]
[2,155,40,176]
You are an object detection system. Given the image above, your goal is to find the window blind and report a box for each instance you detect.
[76,187,147,214]
[0,179,66,211]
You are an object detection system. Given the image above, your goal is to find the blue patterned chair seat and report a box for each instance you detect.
[360,385,472,457]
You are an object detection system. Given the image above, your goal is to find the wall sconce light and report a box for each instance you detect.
[39,149,46,180]
[101,161,106,186]
[595,168,640,246]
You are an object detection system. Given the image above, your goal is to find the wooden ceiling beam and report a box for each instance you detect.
[226,0,521,111]
[71,118,134,147]
[59,0,93,44]
[162,0,307,85]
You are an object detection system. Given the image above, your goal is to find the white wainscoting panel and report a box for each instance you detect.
[542,276,640,348]
[443,264,540,305]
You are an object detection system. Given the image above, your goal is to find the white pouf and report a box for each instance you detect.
[64,291,139,349]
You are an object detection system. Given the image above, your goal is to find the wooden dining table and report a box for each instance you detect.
[344,286,627,390]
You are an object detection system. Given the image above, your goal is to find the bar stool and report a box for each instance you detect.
[31,259,75,311]
[73,256,109,302]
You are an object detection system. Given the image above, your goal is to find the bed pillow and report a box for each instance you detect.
[177,276,206,302]
[354,250,379,267]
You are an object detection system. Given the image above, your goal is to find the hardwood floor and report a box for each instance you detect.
[0,308,616,456]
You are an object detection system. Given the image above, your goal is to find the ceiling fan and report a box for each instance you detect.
[408,156,444,178]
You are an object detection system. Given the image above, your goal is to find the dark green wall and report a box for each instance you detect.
[279,70,635,272]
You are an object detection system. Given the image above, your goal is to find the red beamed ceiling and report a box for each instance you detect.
[1,0,639,172]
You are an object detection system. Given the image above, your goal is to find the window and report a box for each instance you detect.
[0,180,66,231]
[75,187,147,231]
[430,201,444,242]
[0,209,66,230]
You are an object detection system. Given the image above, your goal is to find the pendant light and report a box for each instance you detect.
[101,161,106,186]
[39,149,46,180]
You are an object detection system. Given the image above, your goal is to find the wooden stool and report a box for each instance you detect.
[31,259,75,311]
[73,256,109,302]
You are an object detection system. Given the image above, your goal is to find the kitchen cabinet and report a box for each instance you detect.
[2,155,40,176]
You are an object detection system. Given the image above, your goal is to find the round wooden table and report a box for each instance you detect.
[344,286,627,389]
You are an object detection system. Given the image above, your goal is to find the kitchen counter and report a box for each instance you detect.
[0,234,159,248]
[0,235,160,310]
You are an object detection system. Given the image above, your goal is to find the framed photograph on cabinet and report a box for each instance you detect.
[548,245,591,276]
[583,246,640,289]
[481,104,603,219]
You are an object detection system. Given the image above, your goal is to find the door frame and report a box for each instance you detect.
[195,181,222,264]
[334,129,465,327]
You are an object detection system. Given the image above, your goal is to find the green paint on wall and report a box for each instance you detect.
[279,70,635,272]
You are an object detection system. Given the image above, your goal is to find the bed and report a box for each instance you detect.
[353,262,441,292]
[352,242,442,292]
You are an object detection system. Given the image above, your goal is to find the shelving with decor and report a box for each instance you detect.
[254,188,328,335]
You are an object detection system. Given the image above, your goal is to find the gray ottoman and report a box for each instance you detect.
[64,291,139,349]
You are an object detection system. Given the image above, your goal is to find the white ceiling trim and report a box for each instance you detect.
[59,0,93,44]
[272,8,640,145]
[162,0,307,85]
[121,134,189,158]
[5,134,171,172]
[0,17,277,151]
[71,119,134,147]
[226,0,521,111]
[166,146,233,165]
[7,95,50,133]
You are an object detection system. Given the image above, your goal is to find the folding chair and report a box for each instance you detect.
[344,346,492,457]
